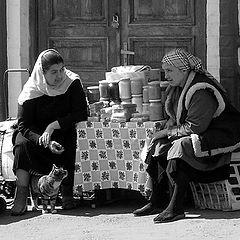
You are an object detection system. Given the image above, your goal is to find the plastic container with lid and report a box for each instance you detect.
[119,78,131,100]
[121,103,137,121]
[99,80,110,101]
[108,81,120,106]
[148,81,161,101]
[160,81,169,105]
[149,99,164,121]
[130,77,143,95]
[142,103,150,114]
[160,81,169,118]
[142,86,149,103]
[131,94,143,113]
[121,98,132,104]
[87,86,100,104]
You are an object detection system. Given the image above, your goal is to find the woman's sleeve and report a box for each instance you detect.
[17,101,42,145]
[57,79,88,130]
[168,89,218,138]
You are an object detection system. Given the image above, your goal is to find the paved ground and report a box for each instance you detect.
[0,193,240,240]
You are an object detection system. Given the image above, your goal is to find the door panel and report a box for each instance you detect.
[37,0,205,87]
[38,0,120,88]
[121,0,205,71]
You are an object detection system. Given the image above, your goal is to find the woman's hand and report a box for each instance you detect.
[38,121,60,147]
[39,130,52,148]
[48,141,64,154]
[151,128,168,142]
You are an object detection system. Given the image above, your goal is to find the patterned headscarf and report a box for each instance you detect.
[162,48,226,93]
[18,49,80,105]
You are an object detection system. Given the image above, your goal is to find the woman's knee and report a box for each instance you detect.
[13,138,32,154]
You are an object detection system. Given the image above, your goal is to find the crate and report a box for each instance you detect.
[190,151,240,211]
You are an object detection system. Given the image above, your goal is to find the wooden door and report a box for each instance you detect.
[37,0,205,88]
[38,0,121,89]
[120,0,206,73]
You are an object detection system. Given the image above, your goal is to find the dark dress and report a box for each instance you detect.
[12,79,88,194]
[146,73,235,185]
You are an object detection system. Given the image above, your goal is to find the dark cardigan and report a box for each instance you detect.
[12,79,88,176]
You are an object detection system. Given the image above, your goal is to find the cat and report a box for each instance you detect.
[30,164,68,214]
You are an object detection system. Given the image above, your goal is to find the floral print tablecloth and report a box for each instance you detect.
[73,120,166,197]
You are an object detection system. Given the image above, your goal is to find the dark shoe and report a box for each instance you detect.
[153,210,185,223]
[11,185,28,216]
[62,197,81,210]
[133,203,161,216]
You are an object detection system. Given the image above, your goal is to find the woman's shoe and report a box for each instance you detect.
[153,210,185,223]
[11,185,28,216]
[133,203,161,216]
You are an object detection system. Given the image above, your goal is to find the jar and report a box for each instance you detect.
[148,81,161,101]
[130,77,143,95]
[160,81,169,119]
[108,81,120,106]
[142,86,149,103]
[99,80,109,101]
[160,81,169,105]
[121,103,137,121]
[119,78,131,100]
[142,103,150,114]
[149,99,163,121]
[87,86,100,104]
[132,94,143,113]
[121,98,132,104]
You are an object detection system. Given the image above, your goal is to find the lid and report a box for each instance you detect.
[99,80,109,84]
[120,77,130,81]
[121,103,137,108]
[130,77,143,81]
[87,86,99,90]
[131,94,143,97]
[149,99,161,102]
[148,81,160,85]
[108,79,120,84]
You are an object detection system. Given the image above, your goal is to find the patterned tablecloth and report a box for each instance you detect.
[73,120,166,197]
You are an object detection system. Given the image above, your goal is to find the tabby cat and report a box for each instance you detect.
[30,164,68,214]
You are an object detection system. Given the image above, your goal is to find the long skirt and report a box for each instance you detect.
[145,137,231,185]
[12,128,77,193]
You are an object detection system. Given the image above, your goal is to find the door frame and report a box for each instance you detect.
[29,0,39,72]
[0,0,7,121]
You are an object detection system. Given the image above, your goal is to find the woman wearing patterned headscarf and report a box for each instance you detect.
[133,48,240,223]
[11,49,88,215]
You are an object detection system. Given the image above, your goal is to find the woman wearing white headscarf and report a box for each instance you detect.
[133,48,240,223]
[11,49,88,215]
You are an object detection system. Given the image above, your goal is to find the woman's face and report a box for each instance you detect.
[43,63,65,87]
[162,63,189,87]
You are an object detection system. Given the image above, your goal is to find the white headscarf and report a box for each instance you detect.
[18,49,80,105]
